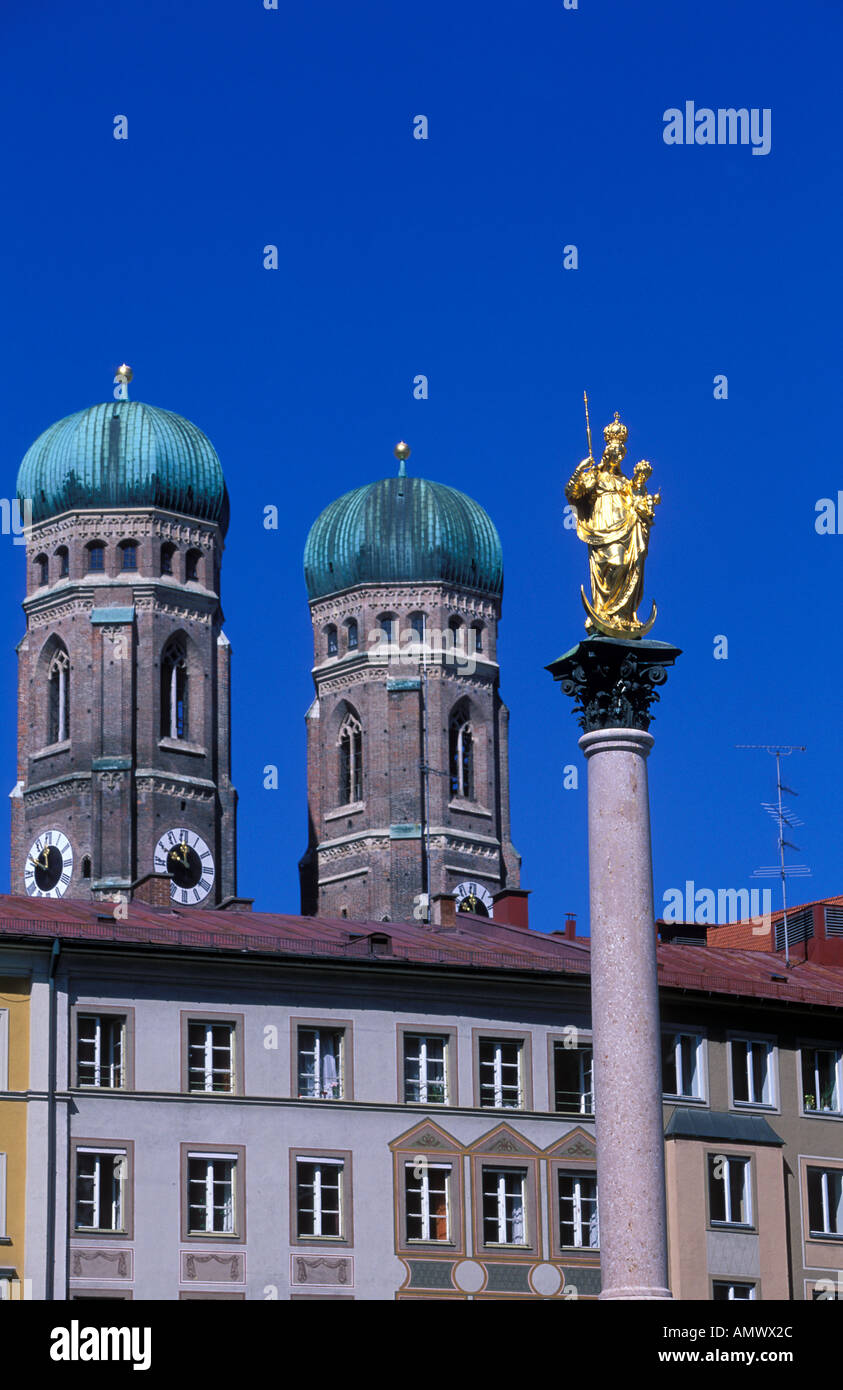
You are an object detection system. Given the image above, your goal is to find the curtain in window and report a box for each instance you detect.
[321,1035,338,1097]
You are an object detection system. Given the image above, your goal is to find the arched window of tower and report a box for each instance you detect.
[346,618,358,651]
[185,548,201,583]
[326,624,338,656]
[471,622,484,654]
[448,615,465,652]
[86,541,105,573]
[120,540,138,572]
[160,542,176,576]
[35,553,49,587]
[161,638,189,740]
[409,612,426,651]
[56,546,69,578]
[48,645,70,745]
[378,613,398,648]
[337,710,363,806]
[449,707,474,801]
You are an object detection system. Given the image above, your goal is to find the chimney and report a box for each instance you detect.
[430,893,457,927]
[564,913,577,940]
[492,888,530,929]
[130,873,172,907]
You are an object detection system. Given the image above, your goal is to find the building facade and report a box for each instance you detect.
[1,898,841,1301]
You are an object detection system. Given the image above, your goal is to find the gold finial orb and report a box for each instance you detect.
[393,441,411,462]
[115,364,133,383]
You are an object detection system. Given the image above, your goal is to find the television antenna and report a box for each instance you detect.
[736,745,808,965]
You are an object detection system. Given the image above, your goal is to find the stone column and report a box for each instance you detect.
[547,635,681,1301]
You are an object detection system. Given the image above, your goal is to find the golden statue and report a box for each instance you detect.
[565,397,661,638]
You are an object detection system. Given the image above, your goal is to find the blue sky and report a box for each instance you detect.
[1,0,840,927]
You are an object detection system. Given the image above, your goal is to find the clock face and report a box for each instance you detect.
[453,880,494,918]
[154,828,215,905]
[24,830,73,898]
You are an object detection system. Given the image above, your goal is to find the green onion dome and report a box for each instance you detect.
[304,473,503,601]
[17,400,228,533]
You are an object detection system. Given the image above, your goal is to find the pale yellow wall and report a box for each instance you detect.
[0,976,30,1282]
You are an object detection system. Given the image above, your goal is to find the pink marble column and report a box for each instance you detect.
[580,726,671,1300]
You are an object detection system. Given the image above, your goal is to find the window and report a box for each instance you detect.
[731,1039,774,1107]
[338,712,362,804]
[662,1032,704,1100]
[77,1014,124,1088]
[708,1154,752,1227]
[75,1149,127,1233]
[802,1047,843,1114]
[378,614,397,647]
[479,1039,523,1108]
[56,546,69,578]
[807,1167,843,1238]
[35,554,49,586]
[120,542,137,571]
[161,638,188,740]
[558,1172,599,1248]
[713,1281,755,1300]
[405,1161,450,1241]
[408,612,426,647]
[296,1158,344,1239]
[297,1027,344,1099]
[449,709,474,799]
[346,619,358,651]
[326,625,338,656]
[448,616,464,646]
[482,1167,527,1245]
[185,549,200,582]
[470,623,484,654]
[0,1152,7,1240]
[0,1009,8,1090]
[553,1042,594,1114]
[187,1155,236,1235]
[160,543,176,576]
[81,855,91,879]
[87,543,105,572]
[403,1034,448,1104]
[48,645,70,744]
[187,1021,236,1093]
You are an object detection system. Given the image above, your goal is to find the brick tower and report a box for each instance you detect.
[299,447,521,923]
[10,381,237,906]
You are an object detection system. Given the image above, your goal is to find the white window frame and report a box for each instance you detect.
[730,1036,775,1108]
[0,1153,7,1239]
[802,1047,843,1115]
[187,1153,236,1235]
[482,1166,527,1246]
[554,1042,594,1114]
[0,1010,8,1091]
[296,1157,344,1239]
[75,1147,127,1233]
[77,1014,125,1089]
[403,1034,448,1105]
[404,1161,451,1242]
[297,1027,343,1100]
[479,1040,522,1109]
[709,1154,752,1227]
[713,1280,756,1300]
[558,1171,599,1249]
[187,1021,235,1093]
[807,1167,843,1238]
[662,1031,705,1101]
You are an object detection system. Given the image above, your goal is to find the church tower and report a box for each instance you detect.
[299,446,521,923]
[11,377,237,906]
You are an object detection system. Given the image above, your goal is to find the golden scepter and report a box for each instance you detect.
[583,390,594,463]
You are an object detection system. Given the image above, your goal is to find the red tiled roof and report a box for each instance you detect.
[0,895,841,1009]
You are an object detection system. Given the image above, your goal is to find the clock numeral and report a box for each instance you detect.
[200,852,212,863]
[60,872,70,885]
[199,878,211,892]
[167,832,176,846]
[154,856,167,870]
[180,890,189,904]
[44,832,52,845]
[192,888,201,901]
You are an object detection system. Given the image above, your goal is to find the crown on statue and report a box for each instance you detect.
[603,411,628,446]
